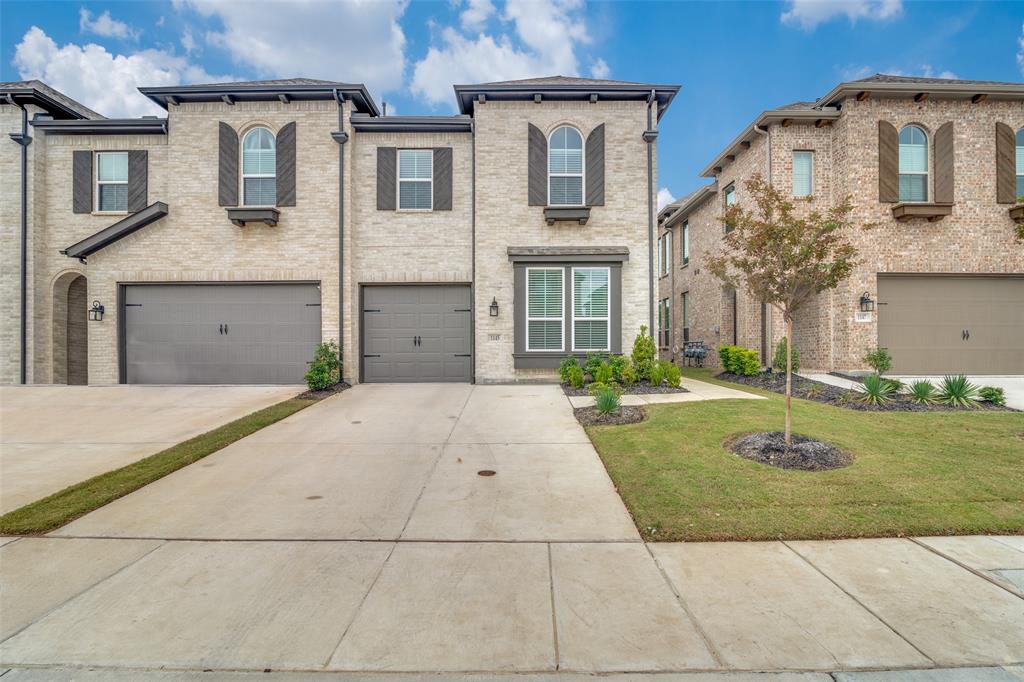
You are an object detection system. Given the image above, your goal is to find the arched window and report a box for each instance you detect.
[548,126,583,206]
[1016,128,1023,199]
[898,125,928,202]
[242,127,276,206]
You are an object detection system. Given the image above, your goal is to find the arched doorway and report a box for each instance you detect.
[52,272,88,385]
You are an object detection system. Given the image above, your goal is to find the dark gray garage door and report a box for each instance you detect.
[362,285,471,382]
[123,283,321,384]
[878,275,1024,375]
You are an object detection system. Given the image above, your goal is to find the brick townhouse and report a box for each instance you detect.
[1,76,678,385]
[657,75,1024,375]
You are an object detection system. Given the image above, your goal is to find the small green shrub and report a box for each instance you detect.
[568,365,585,389]
[304,341,341,390]
[772,337,800,373]
[718,345,761,377]
[858,373,895,406]
[979,386,1006,406]
[649,362,665,387]
[937,375,980,408]
[909,379,937,405]
[884,378,904,394]
[610,354,629,382]
[558,356,579,384]
[583,352,607,379]
[631,325,657,380]
[588,381,622,397]
[664,362,682,388]
[593,361,614,385]
[619,363,637,387]
[594,387,621,415]
[805,384,824,399]
[863,347,892,375]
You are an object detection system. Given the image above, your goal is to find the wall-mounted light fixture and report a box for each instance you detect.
[489,297,499,317]
[88,300,105,321]
[859,292,875,313]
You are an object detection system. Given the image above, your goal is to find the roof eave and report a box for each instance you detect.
[138,83,381,117]
[821,81,1024,106]
[452,83,681,120]
[1,87,94,120]
[664,185,717,228]
[30,118,167,135]
[350,114,472,133]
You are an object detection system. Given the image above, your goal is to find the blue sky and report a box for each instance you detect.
[2,0,1022,204]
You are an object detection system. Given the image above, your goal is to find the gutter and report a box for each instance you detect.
[331,89,349,383]
[470,116,477,384]
[752,123,772,362]
[6,94,32,384]
[644,89,658,336]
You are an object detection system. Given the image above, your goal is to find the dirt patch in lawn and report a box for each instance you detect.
[728,432,853,471]
[575,405,647,426]
[295,382,351,401]
[563,381,687,397]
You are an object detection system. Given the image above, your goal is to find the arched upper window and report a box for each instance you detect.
[548,126,584,206]
[242,127,276,206]
[1016,128,1023,199]
[898,125,928,203]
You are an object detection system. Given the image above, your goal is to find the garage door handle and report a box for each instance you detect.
[224,324,229,335]
[219,324,224,335]
[363,354,381,358]
[363,309,381,313]
[454,354,471,357]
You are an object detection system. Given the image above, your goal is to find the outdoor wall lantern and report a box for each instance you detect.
[88,300,105,322]
[489,297,499,317]
[859,292,875,313]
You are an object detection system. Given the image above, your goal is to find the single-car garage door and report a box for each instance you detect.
[123,283,321,384]
[362,285,471,382]
[878,275,1024,375]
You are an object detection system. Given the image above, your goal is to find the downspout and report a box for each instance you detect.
[643,90,658,335]
[752,122,771,364]
[7,95,32,384]
[469,117,476,384]
[331,89,349,382]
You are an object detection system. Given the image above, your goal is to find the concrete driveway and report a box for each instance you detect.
[0,385,299,513]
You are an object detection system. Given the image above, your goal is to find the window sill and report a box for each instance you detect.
[891,202,953,223]
[227,207,280,227]
[680,262,690,270]
[396,208,433,213]
[92,211,129,217]
[1009,206,1024,224]
[544,206,590,225]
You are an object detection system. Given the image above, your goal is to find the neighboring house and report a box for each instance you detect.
[1,76,678,385]
[658,74,1024,376]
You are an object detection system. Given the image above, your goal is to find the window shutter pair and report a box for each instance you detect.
[72,150,148,213]
[877,120,954,204]
[376,147,453,211]
[218,121,296,207]
[527,123,605,207]
[995,122,1017,204]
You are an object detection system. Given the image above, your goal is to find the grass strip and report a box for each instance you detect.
[0,397,316,535]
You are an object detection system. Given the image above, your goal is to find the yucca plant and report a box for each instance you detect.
[909,379,937,405]
[937,375,979,407]
[858,373,895,406]
[595,387,621,415]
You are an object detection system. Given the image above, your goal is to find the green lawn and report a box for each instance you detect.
[0,397,316,535]
[587,368,1024,542]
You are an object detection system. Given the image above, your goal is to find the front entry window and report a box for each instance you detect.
[526,268,563,351]
[573,267,610,351]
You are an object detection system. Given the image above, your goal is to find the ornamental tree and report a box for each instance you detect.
[707,175,863,446]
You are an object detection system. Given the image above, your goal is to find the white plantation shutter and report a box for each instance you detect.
[527,268,563,351]
[899,126,928,202]
[243,128,276,206]
[793,151,813,197]
[573,267,609,351]
[398,150,433,209]
[549,126,584,205]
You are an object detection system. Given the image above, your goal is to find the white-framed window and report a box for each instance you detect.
[659,231,672,276]
[793,150,813,197]
[898,125,928,203]
[398,149,433,210]
[682,220,690,265]
[95,151,128,212]
[724,183,736,206]
[658,298,670,348]
[572,267,610,351]
[526,267,564,351]
[1016,128,1023,199]
[242,127,276,206]
[548,126,584,206]
[681,291,690,343]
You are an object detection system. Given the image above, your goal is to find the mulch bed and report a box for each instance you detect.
[718,372,1012,412]
[575,405,647,426]
[729,432,853,471]
[295,381,351,401]
[562,380,688,397]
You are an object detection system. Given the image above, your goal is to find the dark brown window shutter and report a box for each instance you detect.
[377,147,396,210]
[878,120,899,203]
[72,150,92,214]
[528,123,547,206]
[276,122,296,207]
[433,147,452,211]
[933,122,954,204]
[218,122,238,207]
[585,123,605,206]
[127,150,148,212]
[995,122,1016,204]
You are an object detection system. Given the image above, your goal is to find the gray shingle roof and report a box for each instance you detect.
[852,73,1023,87]
[0,80,103,119]
[468,75,661,88]
[181,77,358,88]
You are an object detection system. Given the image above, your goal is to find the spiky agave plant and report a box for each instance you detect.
[909,379,937,405]
[858,373,895,406]
[937,375,979,408]
[594,387,621,415]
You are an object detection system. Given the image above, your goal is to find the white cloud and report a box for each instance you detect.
[781,0,902,31]
[13,26,232,118]
[181,27,197,54]
[1017,22,1024,77]
[182,0,407,100]
[657,187,676,211]
[840,63,958,81]
[460,0,496,32]
[590,57,609,79]
[412,0,599,108]
[79,8,140,40]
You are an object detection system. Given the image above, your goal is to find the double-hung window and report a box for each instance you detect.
[681,291,690,343]
[572,267,610,351]
[398,149,433,210]
[526,268,563,351]
[660,231,672,276]
[96,152,128,212]
[658,298,670,348]
[1016,128,1024,198]
[682,220,690,265]
[898,125,928,202]
[242,127,277,206]
[793,151,813,197]
[723,184,736,232]
[548,126,584,206]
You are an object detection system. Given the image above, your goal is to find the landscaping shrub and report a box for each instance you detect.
[588,381,622,397]
[631,326,657,380]
[979,386,1006,407]
[594,387,621,415]
[568,365,585,389]
[583,352,607,380]
[863,347,892,375]
[304,341,341,391]
[610,354,629,382]
[619,363,638,387]
[858,373,895,406]
[909,380,937,405]
[558,356,579,384]
[718,345,761,377]
[649,361,665,387]
[772,337,800,373]
[593,361,615,385]
[937,375,980,408]
[664,361,682,388]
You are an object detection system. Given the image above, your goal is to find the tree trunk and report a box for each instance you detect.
[785,315,793,447]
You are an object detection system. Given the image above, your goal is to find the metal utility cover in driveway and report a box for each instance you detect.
[123,283,321,384]
[362,285,471,382]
